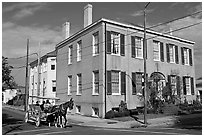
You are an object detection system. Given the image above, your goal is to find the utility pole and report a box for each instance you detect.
[37,42,41,100]
[143,2,150,126]
[24,39,29,111]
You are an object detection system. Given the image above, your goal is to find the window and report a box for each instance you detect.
[131,36,143,58]
[77,74,82,95]
[170,76,177,95]
[185,77,191,95]
[111,32,120,55]
[111,71,120,95]
[93,32,99,55]
[51,65,55,70]
[76,105,81,114]
[107,71,126,95]
[92,107,99,117]
[93,71,99,95]
[181,47,192,66]
[169,44,175,63]
[68,45,73,64]
[183,77,194,95]
[167,44,179,64]
[153,41,160,61]
[77,41,82,62]
[68,76,72,95]
[183,48,189,65]
[52,80,56,92]
[132,72,143,95]
[135,37,143,58]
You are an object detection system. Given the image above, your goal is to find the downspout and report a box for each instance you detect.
[104,22,107,116]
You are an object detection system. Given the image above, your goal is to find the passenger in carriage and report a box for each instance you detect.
[35,101,40,106]
[44,100,52,113]
[40,101,45,111]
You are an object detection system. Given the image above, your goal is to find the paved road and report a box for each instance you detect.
[2,107,202,135]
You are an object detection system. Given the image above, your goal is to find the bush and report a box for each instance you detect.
[129,109,139,115]
[105,110,115,119]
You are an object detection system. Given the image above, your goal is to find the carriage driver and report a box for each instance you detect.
[43,100,52,113]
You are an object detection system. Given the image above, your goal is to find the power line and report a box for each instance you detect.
[148,10,202,30]
[7,52,38,60]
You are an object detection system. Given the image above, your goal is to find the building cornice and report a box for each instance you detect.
[56,18,195,50]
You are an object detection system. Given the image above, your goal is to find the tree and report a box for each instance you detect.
[2,56,17,90]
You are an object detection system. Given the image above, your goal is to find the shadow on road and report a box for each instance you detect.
[170,113,202,130]
[2,113,24,135]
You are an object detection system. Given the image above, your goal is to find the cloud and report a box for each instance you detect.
[130,9,155,17]
[3,2,47,19]
[2,21,63,58]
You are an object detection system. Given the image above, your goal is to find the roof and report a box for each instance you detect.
[29,50,56,67]
[56,18,195,50]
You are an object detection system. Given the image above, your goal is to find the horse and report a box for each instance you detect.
[58,98,74,128]
[45,104,60,127]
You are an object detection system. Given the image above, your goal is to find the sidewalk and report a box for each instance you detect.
[3,105,176,129]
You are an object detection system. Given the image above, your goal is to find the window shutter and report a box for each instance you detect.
[131,36,135,58]
[106,31,111,54]
[160,42,164,62]
[191,77,194,95]
[166,44,170,63]
[181,47,184,65]
[121,72,126,95]
[120,34,125,56]
[183,77,186,95]
[168,75,172,92]
[176,76,181,96]
[175,45,179,64]
[132,72,136,95]
[189,49,193,66]
[107,71,112,95]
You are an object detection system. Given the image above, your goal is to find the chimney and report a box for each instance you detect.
[84,4,92,28]
[62,22,70,39]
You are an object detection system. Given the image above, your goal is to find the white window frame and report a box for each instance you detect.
[77,74,82,95]
[183,48,190,65]
[68,45,73,64]
[170,76,177,95]
[92,107,99,117]
[92,71,99,95]
[135,37,143,59]
[153,40,160,61]
[111,71,121,95]
[68,76,72,95]
[92,32,99,56]
[77,41,82,62]
[185,77,191,95]
[169,44,175,63]
[111,32,120,55]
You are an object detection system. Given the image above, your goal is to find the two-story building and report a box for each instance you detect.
[55,4,196,118]
[29,50,58,105]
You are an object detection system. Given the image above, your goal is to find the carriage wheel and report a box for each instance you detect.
[36,115,40,127]
[24,112,29,123]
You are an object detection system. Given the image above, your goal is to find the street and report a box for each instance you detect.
[2,107,202,135]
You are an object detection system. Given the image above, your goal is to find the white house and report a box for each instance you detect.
[29,50,58,105]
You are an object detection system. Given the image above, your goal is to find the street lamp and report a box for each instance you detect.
[143,2,150,126]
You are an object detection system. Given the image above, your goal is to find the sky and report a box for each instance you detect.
[2,1,202,86]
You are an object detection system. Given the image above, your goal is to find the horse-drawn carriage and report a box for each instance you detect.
[24,98,74,127]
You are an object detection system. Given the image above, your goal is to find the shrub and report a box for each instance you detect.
[105,110,115,119]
